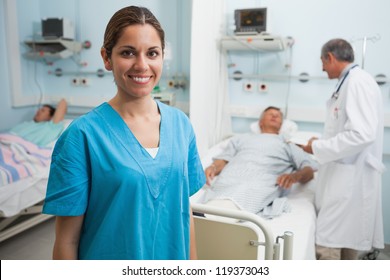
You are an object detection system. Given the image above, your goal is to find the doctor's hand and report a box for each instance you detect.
[302,137,318,154]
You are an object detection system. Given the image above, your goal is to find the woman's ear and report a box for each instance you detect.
[101,48,112,71]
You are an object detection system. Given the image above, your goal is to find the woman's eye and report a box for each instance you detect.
[148,50,159,58]
[121,50,135,57]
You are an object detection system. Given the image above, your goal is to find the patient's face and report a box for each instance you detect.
[259,109,283,134]
[33,106,52,122]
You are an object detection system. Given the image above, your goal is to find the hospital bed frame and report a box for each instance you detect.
[192,203,293,260]
[0,201,52,243]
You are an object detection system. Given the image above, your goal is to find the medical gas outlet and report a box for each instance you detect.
[71,77,90,86]
[243,82,254,92]
[243,82,268,93]
[259,83,268,93]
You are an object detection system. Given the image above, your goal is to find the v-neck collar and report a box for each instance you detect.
[103,101,165,159]
[95,101,172,199]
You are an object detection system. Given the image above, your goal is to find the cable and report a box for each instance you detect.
[284,43,294,119]
[31,34,44,107]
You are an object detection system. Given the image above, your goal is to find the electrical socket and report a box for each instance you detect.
[71,77,80,86]
[258,83,268,93]
[243,82,254,92]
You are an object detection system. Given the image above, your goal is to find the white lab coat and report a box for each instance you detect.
[312,65,385,251]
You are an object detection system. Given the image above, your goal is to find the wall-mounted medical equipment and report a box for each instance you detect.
[234,8,267,35]
[23,18,87,63]
[41,18,75,40]
[221,34,293,52]
[24,39,82,61]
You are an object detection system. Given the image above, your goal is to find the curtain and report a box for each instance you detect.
[189,0,232,158]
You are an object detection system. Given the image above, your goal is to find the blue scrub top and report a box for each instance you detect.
[43,101,205,260]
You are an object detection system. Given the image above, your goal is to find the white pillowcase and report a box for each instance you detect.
[250,119,298,140]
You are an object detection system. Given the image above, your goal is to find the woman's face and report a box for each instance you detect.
[102,24,163,100]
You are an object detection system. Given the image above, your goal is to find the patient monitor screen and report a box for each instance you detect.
[235,8,267,34]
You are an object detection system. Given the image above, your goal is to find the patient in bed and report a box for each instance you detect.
[202,106,318,218]
[8,99,67,147]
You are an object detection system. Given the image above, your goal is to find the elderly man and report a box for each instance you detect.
[203,106,317,217]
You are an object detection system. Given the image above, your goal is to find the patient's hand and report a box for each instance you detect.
[205,160,227,185]
[276,166,314,189]
[276,173,297,189]
[205,165,217,185]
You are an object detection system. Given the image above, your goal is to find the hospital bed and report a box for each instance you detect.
[191,124,319,260]
[0,119,72,243]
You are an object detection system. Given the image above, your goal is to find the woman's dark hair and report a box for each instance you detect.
[102,6,165,58]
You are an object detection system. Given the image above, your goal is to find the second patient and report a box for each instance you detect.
[202,106,318,218]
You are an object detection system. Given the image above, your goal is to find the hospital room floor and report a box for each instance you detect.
[0,217,390,260]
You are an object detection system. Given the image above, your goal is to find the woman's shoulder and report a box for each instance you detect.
[69,103,109,126]
[158,101,189,121]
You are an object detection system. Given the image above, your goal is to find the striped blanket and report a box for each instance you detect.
[0,133,52,187]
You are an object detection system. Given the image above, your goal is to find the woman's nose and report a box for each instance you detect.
[134,55,148,72]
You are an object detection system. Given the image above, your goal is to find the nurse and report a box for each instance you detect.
[302,38,385,260]
[43,6,205,260]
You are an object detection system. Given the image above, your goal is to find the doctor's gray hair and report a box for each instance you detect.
[321,38,354,63]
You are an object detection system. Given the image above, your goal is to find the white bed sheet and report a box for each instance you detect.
[256,183,316,259]
[0,168,49,217]
[191,134,317,260]
[0,119,72,218]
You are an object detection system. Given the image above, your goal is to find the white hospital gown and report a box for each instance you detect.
[202,133,317,216]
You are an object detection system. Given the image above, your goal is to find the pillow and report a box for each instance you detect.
[250,119,298,140]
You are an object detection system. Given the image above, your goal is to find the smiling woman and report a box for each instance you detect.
[42,6,206,260]
[101,24,163,101]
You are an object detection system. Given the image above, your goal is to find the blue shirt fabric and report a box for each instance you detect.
[9,120,64,147]
[43,101,205,260]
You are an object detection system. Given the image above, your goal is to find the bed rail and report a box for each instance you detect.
[0,203,53,243]
[192,203,294,260]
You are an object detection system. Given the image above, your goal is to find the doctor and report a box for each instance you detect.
[303,38,385,260]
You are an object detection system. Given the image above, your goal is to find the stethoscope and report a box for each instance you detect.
[331,64,358,100]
